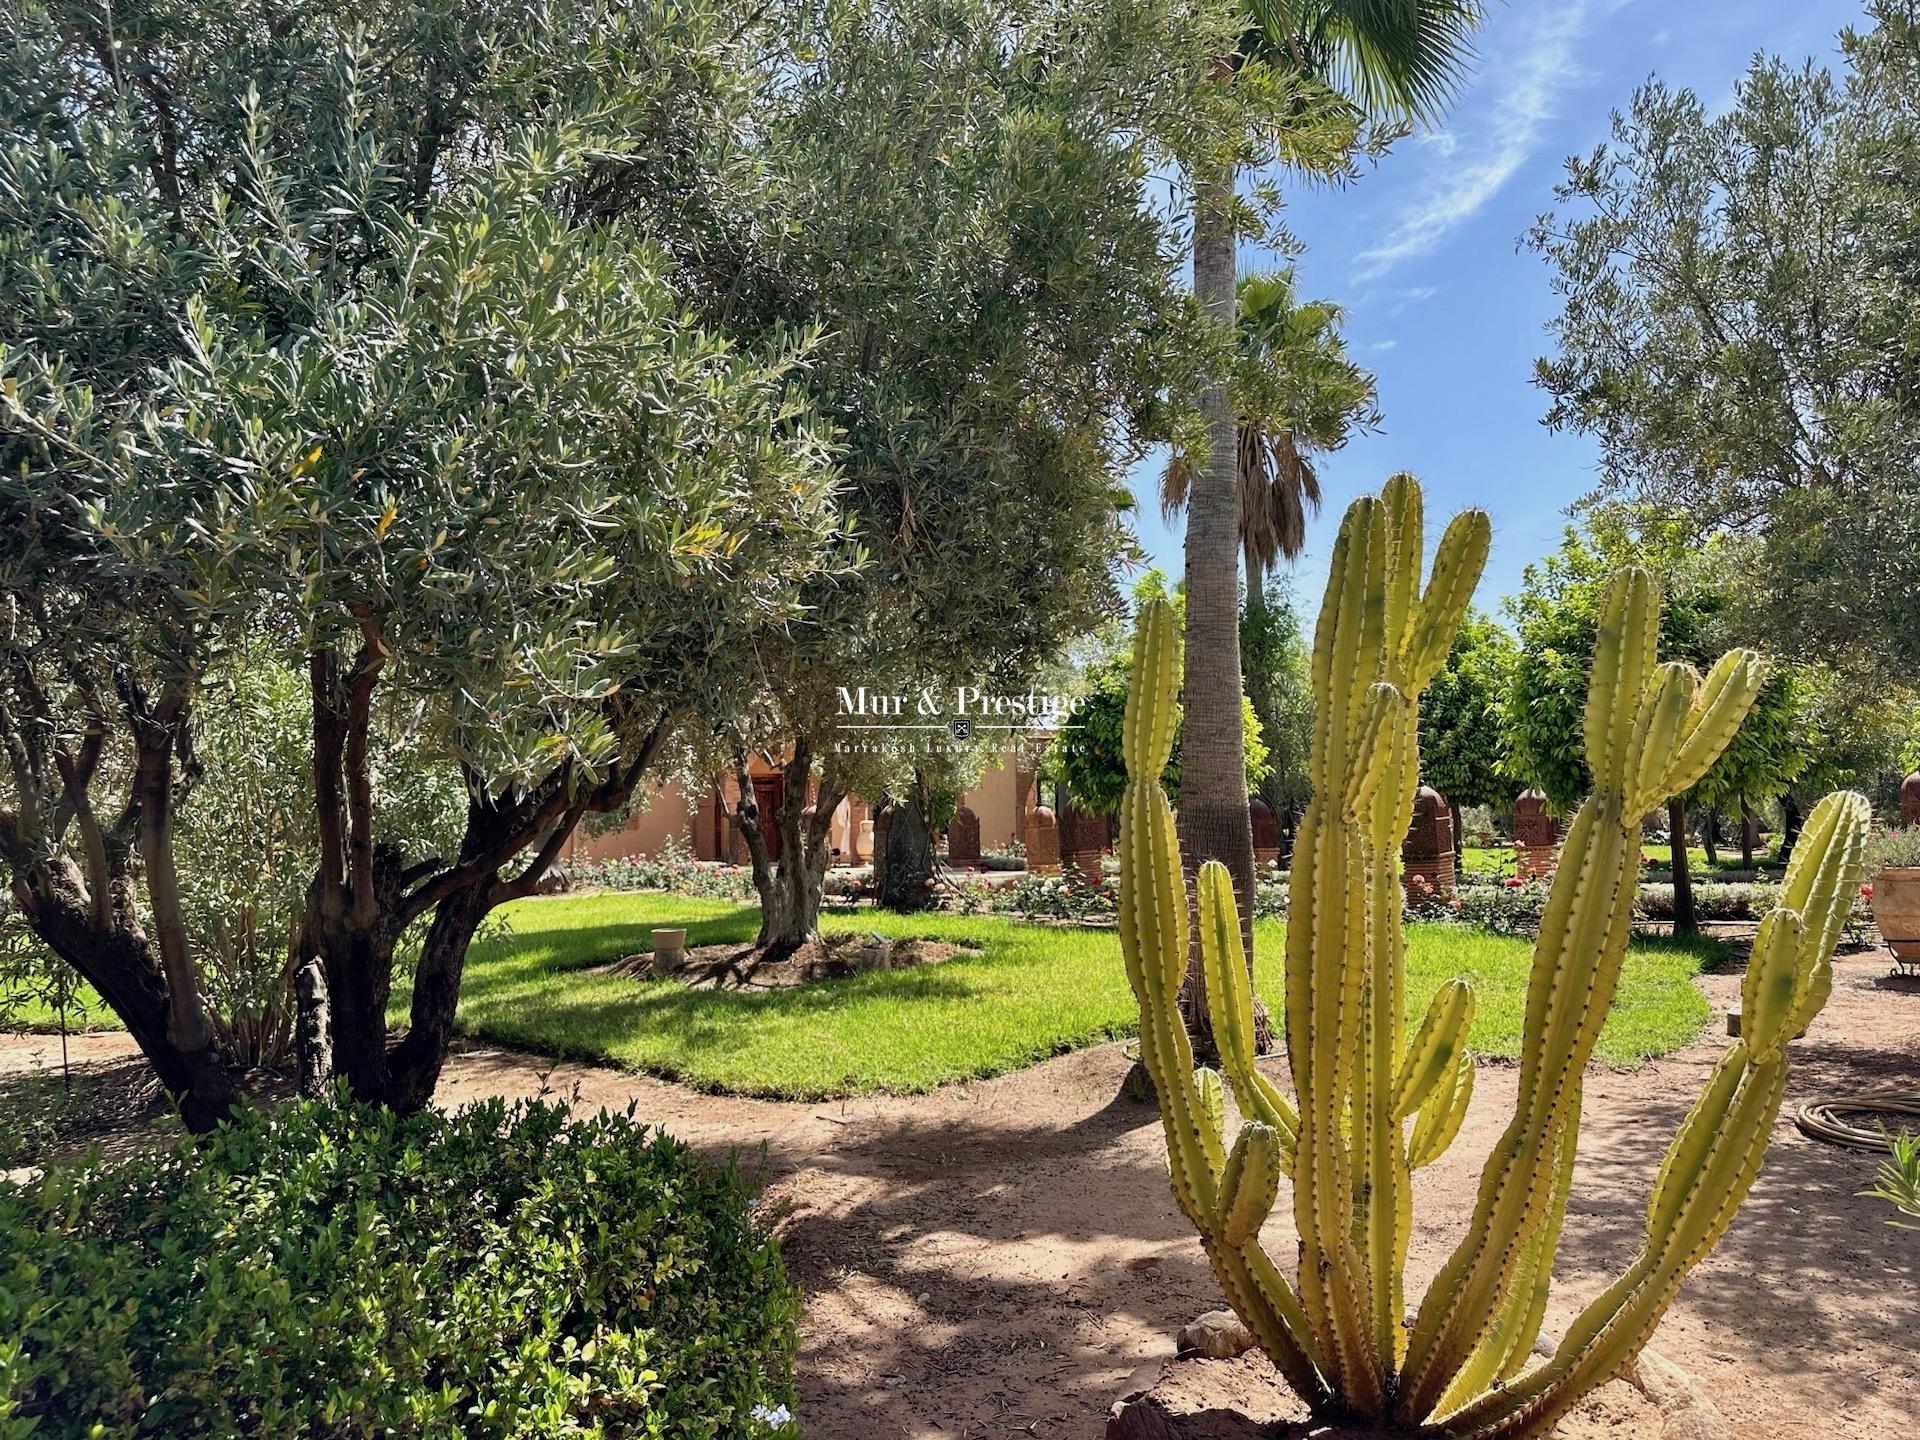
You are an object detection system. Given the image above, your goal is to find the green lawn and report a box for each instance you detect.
[410,892,1722,1099]
[0,979,113,1032]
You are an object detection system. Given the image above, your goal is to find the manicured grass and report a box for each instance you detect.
[0,978,113,1032]
[419,892,1723,1098]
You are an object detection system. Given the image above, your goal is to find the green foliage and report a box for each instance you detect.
[0,1095,797,1438]
[1243,574,1315,824]
[0,0,850,1115]
[1530,0,1920,686]
[1864,826,1920,872]
[1500,522,1807,812]
[1864,1131,1920,1230]
[1419,611,1516,812]
[568,838,758,903]
[172,652,467,1067]
[1052,653,1268,814]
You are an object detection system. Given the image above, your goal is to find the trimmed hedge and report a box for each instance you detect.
[0,1095,798,1439]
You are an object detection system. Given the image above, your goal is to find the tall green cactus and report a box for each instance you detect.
[1117,475,1868,1437]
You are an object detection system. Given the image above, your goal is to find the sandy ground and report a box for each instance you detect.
[6,948,1917,1439]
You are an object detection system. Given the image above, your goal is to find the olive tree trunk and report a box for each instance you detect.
[1667,797,1698,936]
[725,739,841,954]
[296,624,671,1115]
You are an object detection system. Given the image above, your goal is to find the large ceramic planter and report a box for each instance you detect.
[1871,867,1920,960]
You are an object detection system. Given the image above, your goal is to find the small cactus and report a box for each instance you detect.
[1117,474,1867,1436]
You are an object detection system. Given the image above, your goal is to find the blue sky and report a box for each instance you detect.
[1126,0,1867,621]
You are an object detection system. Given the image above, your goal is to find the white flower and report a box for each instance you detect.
[752,1402,794,1428]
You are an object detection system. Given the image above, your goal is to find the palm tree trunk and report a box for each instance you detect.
[1179,166,1259,1052]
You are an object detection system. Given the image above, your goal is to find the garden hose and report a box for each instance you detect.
[1794,1093,1920,1152]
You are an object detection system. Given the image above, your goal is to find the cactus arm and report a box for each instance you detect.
[1197,861,1301,1152]
[1407,1046,1475,1170]
[1288,498,1391,1409]
[1444,791,1868,1440]
[1217,1122,1282,1245]
[1431,1118,1577,1418]
[1394,978,1477,1119]
[1117,601,1214,1228]
[1401,509,1494,692]
[1118,597,1328,1406]
[1660,650,1765,799]
[1400,568,1763,1423]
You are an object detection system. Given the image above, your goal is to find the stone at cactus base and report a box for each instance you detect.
[1177,1310,1257,1360]
[1106,1348,1724,1440]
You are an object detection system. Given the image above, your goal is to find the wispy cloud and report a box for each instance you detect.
[1389,285,1440,316]
[1367,339,1400,353]
[1352,3,1604,281]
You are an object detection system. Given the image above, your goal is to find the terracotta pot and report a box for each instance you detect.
[1871,867,1920,960]
[650,927,688,973]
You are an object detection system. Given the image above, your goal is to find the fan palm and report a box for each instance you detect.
[1163,268,1376,582]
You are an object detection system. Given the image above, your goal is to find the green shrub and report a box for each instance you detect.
[0,1096,798,1439]
[1636,881,1781,921]
[567,838,758,903]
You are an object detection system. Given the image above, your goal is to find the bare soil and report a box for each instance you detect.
[5,948,1916,1438]
[594,934,981,989]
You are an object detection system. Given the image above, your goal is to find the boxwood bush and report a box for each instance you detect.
[0,1095,798,1438]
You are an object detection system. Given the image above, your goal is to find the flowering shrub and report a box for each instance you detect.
[1253,875,1289,920]
[943,869,1115,920]
[568,837,757,902]
[1404,877,1552,936]
[1865,826,1920,871]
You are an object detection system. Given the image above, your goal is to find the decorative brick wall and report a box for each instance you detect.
[1024,804,1060,875]
[1249,797,1281,869]
[947,804,981,868]
[1060,802,1106,883]
[1512,787,1560,880]
[1402,785,1455,898]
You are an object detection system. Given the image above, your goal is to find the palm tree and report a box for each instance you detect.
[1178,4,1483,1042]
[1163,269,1376,585]
[1165,268,1376,844]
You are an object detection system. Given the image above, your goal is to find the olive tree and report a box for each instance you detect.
[0,0,843,1124]
[1530,0,1920,687]
[674,0,1231,945]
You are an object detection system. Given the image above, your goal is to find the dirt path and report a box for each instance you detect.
[7,950,1917,1438]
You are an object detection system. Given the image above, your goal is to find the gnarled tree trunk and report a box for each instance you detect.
[13,855,238,1131]
[1668,797,1698,936]
[725,738,841,954]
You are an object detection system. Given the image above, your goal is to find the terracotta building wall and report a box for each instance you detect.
[568,747,1025,865]
[958,754,1023,850]
[564,783,693,863]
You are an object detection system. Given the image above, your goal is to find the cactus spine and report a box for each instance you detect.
[1116,474,1867,1437]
